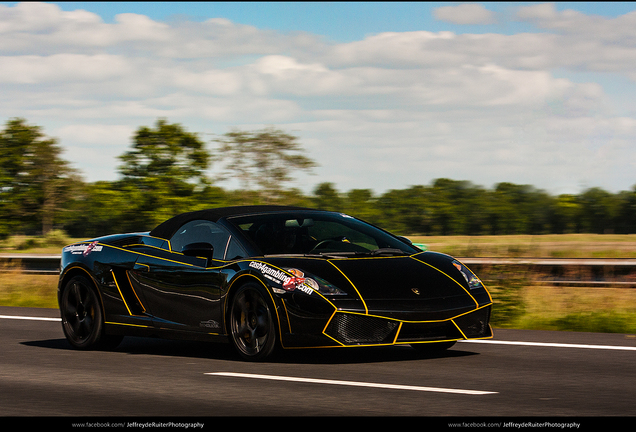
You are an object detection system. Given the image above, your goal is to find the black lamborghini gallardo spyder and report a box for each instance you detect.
[58,206,492,361]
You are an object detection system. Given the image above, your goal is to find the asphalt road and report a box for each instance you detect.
[1,306,635,423]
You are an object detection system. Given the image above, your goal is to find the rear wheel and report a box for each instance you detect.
[229,283,277,361]
[60,275,122,350]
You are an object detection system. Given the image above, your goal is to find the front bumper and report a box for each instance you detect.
[323,305,492,346]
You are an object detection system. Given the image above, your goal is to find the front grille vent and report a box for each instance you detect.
[453,306,491,338]
[397,321,462,342]
[325,313,398,345]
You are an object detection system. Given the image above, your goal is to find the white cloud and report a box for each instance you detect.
[433,3,496,25]
[2,2,636,194]
[516,2,636,39]
[514,3,636,74]
[0,54,131,84]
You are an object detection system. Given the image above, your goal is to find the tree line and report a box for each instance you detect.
[1,117,635,239]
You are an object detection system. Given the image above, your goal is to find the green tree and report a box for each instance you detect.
[312,182,343,211]
[578,187,619,234]
[429,179,475,235]
[343,189,378,223]
[376,186,432,234]
[552,194,582,234]
[117,119,212,228]
[119,119,210,188]
[0,118,78,236]
[215,127,316,202]
[62,181,135,237]
[491,182,553,234]
[614,187,636,234]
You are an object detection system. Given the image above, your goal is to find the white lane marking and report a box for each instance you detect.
[460,339,636,351]
[0,314,60,322]
[206,372,498,395]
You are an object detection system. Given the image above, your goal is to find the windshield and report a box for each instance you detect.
[226,212,419,256]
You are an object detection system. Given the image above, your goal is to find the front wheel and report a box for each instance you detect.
[229,283,278,361]
[60,275,122,350]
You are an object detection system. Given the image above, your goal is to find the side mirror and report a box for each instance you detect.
[182,242,214,262]
[397,236,427,251]
[397,236,413,245]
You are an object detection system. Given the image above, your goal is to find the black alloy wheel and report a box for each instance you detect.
[60,275,122,350]
[229,283,277,361]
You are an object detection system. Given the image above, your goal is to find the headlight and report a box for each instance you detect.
[272,268,347,296]
[452,260,484,290]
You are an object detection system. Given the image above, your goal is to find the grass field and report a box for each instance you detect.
[515,285,636,333]
[409,233,636,258]
[0,230,73,255]
[0,269,58,309]
[1,233,636,333]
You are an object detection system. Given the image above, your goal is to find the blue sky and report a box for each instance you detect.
[48,2,636,38]
[2,2,636,195]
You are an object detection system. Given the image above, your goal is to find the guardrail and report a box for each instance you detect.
[459,257,636,266]
[0,254,61,274]
[1,255,636,286]
[460,257,636,288]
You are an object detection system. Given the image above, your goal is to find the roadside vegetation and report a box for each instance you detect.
[2,266,635,333]
[410,234,636,259]
[2,117,635,333]
[3,117,636,242]
[2,232,636,333]
[479,264,636,333]
[0,268,58,309]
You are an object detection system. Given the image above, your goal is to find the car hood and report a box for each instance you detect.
[262,252,491,320]
[328,253,467,299]
[330,252,490,320]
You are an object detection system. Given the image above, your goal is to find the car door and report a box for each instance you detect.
[129,220,233,333]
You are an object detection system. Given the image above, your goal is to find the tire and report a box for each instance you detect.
[60,275,122,350]
[229,283,278,361]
